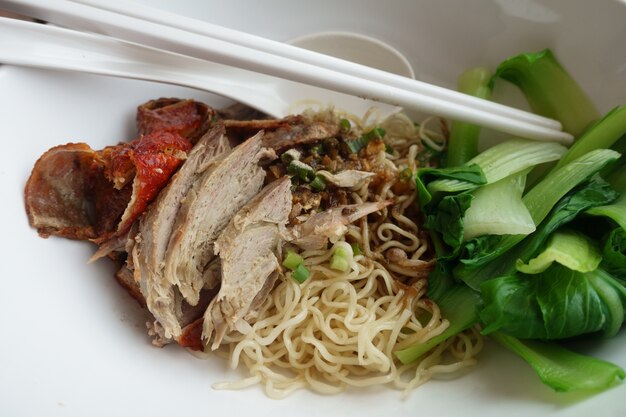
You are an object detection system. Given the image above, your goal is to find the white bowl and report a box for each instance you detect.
[1,1,625,416]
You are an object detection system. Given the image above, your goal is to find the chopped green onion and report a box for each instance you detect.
[282,251,304,270]
[365,127,386,140]
[310,174,326,192]
[292,263,310,283]
[345,127,387,153]
[385,143,395,154]
[330,246,351,272]
[281,148,302,164]
[340,118,351,133]
[351,243,362,256]
[287,160,315,182]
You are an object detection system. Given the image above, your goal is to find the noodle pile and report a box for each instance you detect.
[207,108,484,398]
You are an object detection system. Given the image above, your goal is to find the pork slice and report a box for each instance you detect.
[133,123,230,338]
[164,132,276,313]
[203,176,292,349]
[290,200,393,250]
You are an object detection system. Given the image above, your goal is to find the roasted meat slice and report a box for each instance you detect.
[133,123,230,339]
[164,131,276,308]
[24,130,192,242]
[204,176,292,349]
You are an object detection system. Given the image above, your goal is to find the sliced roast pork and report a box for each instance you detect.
[155,131,275,337]
[203,176,292,349]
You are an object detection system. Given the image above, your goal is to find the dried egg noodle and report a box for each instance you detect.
[202,108,483,398]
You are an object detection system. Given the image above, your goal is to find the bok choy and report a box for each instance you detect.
[399,48,626,394]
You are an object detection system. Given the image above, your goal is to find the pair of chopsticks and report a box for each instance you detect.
[0,0,573,144]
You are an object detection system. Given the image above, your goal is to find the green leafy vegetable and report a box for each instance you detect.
[446,67,493,167]
[415,49,626,395]
[556,106,626,169]
[458,176,620,288]
[423,192,474,256]
[523,149,620,225]
[492,49,599,136]
[586,193,626,230]
[601,228,626,277]
[516,229,602,274]
[427,139,566,195]
[415,164,485,208]
[491,332,625,392]
[463,170,535,240]
[479,265,626,339]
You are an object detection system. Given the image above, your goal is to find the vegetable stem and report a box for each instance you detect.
[493,49,599,137]
[446,67,493,167]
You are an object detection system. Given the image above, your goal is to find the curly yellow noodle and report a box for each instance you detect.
[205,108,482,398]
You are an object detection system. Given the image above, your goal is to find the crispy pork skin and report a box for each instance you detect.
[204,176,292,349]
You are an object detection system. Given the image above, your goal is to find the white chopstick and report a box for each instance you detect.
[0,0,573,144]
[73,0,561,131]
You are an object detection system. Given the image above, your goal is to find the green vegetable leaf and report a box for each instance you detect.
[459,166,620,290]
[415,164,485,207]
[428,139,565,195]
[463,170,535,240]
[586,193,626,230]
[602,228,626,278]
[493,49,599,137]
[424,192,474,256]
[556,105,626,169]
[479,265,626,339]
[516,229,602,274]
[491,332,625,392]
